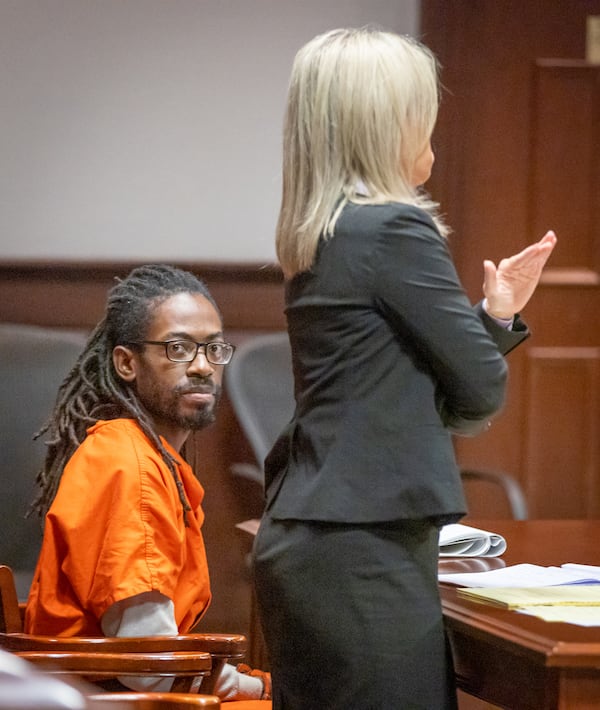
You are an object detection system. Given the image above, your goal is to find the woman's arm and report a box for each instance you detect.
[373,207,509,426]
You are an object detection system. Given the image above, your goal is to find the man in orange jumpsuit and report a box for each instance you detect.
[25,264,270,703]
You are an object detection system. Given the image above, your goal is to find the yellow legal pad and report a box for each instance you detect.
[457,585,600,609]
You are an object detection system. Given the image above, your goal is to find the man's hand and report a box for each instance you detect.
[483,230,557,318]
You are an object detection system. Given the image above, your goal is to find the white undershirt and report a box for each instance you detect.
[101,591,263,700]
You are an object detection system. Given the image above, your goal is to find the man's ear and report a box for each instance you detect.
[112,345,138,383]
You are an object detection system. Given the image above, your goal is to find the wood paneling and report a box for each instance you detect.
[523,347,600,518]
[530,61,600,272]
[422,0,600,521]
[0,261,285,331]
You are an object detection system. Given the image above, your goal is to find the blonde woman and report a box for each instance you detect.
[253,28,556,708]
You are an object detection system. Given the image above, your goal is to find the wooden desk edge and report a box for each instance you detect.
[442,592,600,668]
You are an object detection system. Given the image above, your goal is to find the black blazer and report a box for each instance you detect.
[265,202,529,524]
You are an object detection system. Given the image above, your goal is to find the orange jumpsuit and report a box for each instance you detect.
[25,418,211,636]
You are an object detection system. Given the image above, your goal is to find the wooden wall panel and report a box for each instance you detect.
[523,347,600,518]
[0,261,285,331]
[422,1,600,520]
[531,62,600,272]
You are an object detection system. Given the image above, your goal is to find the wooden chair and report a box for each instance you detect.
[86,693,221,708]
[17,649,213,686]
[0,565,245,696]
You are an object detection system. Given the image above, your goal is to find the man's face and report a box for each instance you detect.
[115,292,226,450]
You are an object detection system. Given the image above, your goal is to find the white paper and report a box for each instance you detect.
[438,523,507,557]
[561,563,600,579]
[518,605,600,626]
[439,563,600,588]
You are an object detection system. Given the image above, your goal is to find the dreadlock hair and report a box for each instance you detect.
[30,264,221,524]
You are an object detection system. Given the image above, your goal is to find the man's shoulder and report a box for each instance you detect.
[87,417,143,438]
[74,418,157,466]
[59,418,172,497]
[84,417,146,448]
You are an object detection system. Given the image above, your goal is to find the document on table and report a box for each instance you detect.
[455,584,600,626]
[518,606,600,626]
[438,563,600,588]
[438,523,507,557]
[457,584,600,608]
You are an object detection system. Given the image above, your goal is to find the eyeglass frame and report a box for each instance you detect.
[130,339,236,365]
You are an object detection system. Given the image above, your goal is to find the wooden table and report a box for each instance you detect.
[439,519,600,709]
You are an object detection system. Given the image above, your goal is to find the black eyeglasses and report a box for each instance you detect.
[134,340,235,365]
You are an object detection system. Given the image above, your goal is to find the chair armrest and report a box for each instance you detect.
[86,691,221,707]
[0,632,246,660]
[16,650,212,677]
[0,632,247,695]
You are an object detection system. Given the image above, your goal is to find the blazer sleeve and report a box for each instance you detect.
[370,206,527,436]
[475,300,530,355]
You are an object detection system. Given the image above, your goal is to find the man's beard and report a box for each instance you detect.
[177,396,219,430]
[142,382,222,432]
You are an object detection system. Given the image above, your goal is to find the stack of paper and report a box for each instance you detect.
[441,564,600,626]
[457,585,600,609]
[439,563,600,588]
[438,523,506,557]
[519,607,600,625]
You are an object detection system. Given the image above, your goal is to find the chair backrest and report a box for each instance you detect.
[0,565,23,633]
[225,332,295,476]
[460,468,528,520]
[0,324,88,597]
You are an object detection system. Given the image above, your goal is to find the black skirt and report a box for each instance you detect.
[253,515,458,710]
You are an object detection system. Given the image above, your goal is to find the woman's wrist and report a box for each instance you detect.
[482,298,514,323]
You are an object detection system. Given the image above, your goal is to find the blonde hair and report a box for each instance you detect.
[276,27,447,278]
